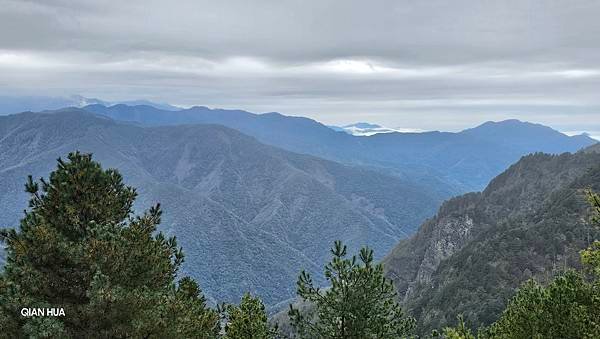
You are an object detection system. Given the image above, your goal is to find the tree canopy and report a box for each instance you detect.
[0,152,219,337]
[221,292,278,339]
[441,189,600,339]
[289,240,415,338]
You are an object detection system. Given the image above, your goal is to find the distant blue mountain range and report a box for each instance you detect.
[0,97,596,192]
[0,95,181,114]
[82,103,598,193]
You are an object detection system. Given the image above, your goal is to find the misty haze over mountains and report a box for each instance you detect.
[0,95,181,114]
[327,122,424,136]
[0,101,597,308]
[83,102,596,192]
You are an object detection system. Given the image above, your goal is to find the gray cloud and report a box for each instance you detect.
[1,0,599,134]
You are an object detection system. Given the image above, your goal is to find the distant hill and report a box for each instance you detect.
[0,95,180,115]
[83,104,597,192]
[328,122,401,136]
[383,145,600,333]
[461,119,597,155]
[0,109,441,306]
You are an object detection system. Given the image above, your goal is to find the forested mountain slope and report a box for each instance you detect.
[0,109,440,306]
[383,145,600,333]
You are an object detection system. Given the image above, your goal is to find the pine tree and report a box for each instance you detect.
[221,292,278,339]
[581,189,600,276]
[289,240,415,338]
[482,271,600,338]
[0,152,219,337]
[440,315,476,339]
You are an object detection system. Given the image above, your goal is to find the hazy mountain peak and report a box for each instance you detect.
[68,95,108,107]
[465,119,548,132]
[331,122,399,136]
[343,122,383,129]
[461,119,597,153]
[187,105,211,110]
[0,95,181,115]
[466,119,596,141]
[117,99,181,111]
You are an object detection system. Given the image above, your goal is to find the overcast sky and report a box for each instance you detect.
[1,0,599,136]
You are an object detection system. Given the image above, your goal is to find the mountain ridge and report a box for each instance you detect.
[0,108,441,306]
[0,95,181,115]
[383,146,600,333]
[82,104,597,192]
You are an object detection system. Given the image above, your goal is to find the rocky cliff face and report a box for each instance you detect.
[383,147,600,333]
[384,191,482,300]
[414,215,474,284]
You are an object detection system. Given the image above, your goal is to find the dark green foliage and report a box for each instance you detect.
[440,315,476,339]
[484,272,600,338]
[0,152,219,337]
[289,241,415,338]
[582,190,600,277]
[384,152,600,334]
[441,189,600,338]
[221,293,278,339]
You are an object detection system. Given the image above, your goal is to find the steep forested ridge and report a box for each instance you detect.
[383,146,600,333]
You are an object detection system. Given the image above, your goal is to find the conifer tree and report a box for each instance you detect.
[0,152,219,337]
[581,189,600,276]
[479,190,600,338]
[221,292,278,339]
[440,315,475,339]
[289,241,415,338]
